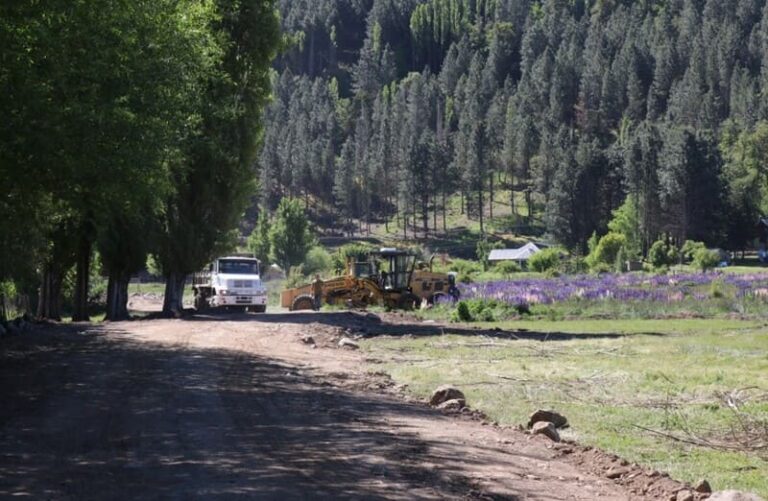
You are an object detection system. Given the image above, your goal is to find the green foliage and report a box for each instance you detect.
[528,248,561,273]
[303,246,333,276]
[447,258,482,283]
[681,240,706,262]
[607,197,642,259]
[146,255,163,277]
[285,265,307,287]
[270,198,315,272]
[694,248,721,272]
[248,211,272,266]
[452,301,473,322]
[476,239,502,271]
[648,240,679,270]
[586,232,627,270]
[709,278,726,299]
[450,298,518,323]
[494,261,521,277]
[332,243,373,274]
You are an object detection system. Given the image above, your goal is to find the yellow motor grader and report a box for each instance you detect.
[281,248,459,311]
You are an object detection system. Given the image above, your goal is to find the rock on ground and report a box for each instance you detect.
[338,337,359,349]
[694,479,712,494]
[709,491,765,501]
[528,409,568,429]
[436,398,466,412]
[531,421,560,442]
[429,385,466,406]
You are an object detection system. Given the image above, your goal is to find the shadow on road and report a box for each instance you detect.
[0,325,515,500]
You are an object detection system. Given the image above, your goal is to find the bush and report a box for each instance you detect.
[693,248,720,272]
[681,240,706,262]
[528,248,561,273]
[494,261,521,277]
[285,265,306,287]
[476,239,503,271]
[709,278,726,298]
[448,258,482,283]
[648,240,679,270]
[452,301,473,322]
[450,298,519,323]
[332,243,372,274]
[303,246,333,276]
[586,232,626,270]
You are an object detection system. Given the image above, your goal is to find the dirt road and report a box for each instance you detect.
[0,312,698,500]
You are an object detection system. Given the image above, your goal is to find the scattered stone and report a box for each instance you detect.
[338,338,359,350]
[429,385,466,407]
[677,490,695,501]
[436,398,465,412]
[606,467,631,479]
[531,421,560,442]
[528,409,568,429]
[695,480,713,494]
[709,491,766,501]
[301,335,315,345]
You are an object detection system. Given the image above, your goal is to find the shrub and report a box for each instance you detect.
[452,301,473,322]
[648,239,679,270]
[448,258,482,283]
[332,243,372,274]
[476,239,503,271]
[681,240,706,262]
[528,248,561,273]
[285,265,306,287]
[494,261,521,277]
[450,298,519,323]
[586,232,626,270]
[709,278,726,298]
[693,248,720,272]
[303,246,333,276]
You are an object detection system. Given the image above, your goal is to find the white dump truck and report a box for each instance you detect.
[192,255,267,312]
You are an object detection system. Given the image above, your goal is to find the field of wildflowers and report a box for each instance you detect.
[456,272,768,319]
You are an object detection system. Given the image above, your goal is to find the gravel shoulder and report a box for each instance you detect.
[0,311,705,500]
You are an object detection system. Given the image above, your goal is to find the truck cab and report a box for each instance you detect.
[192,256,267,312]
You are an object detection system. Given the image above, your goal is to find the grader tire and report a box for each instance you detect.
[291,295,315,311]
[397,293,419,311]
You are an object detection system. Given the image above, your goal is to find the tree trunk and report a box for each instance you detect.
[37,263,64,320]
[489,172,494,220]
[162,272,187,317]
[72,237,91,322]
[510,176,516,218]
[442,190,447,231]
[105,272,130,321]
[478,189,484,235]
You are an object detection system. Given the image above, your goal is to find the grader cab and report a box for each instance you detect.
[280,248,459,311]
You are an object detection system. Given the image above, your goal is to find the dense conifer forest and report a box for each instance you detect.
[261,0,768,254]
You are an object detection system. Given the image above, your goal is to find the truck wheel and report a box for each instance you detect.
[248,305,266,313]
[194,294,210,312]
[291,295,315,311]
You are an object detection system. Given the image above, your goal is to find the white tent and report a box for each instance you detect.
[488,243,542,263]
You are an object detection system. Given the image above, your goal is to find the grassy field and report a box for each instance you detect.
[362,318,768,495]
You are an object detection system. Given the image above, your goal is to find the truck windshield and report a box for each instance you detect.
[218,259,259,275]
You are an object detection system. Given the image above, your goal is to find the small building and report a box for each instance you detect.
[488,242,544,267]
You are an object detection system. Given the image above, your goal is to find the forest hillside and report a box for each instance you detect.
[260,0,768,254]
